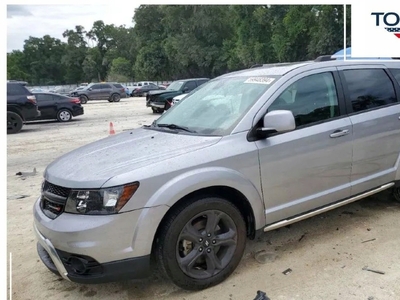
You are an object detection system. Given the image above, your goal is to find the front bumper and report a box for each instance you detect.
[36,235,151,284]
[33,197,158,283]
[72,106,84,117]
[149,102,164,109]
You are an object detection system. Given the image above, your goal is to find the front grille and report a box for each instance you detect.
[43,181,71,197]
[41,181,71,219]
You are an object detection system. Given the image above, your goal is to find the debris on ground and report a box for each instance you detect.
[15,168,37,177]
[8,195,30,200]
[253,290,271,300]
[282,268,292,275]
[298,233,307,242]
[361,238,376,243]
[362,266,385,275]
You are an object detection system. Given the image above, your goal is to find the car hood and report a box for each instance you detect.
[148,90,179,97]
[44,127,221,188]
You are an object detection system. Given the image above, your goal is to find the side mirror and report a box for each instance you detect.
[257,110,296,138]
[183,87,189,92]
[88,88,92,91]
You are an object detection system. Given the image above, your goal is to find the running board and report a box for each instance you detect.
[264,182,395,232]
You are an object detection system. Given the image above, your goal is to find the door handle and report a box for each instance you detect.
[330,129,349,138]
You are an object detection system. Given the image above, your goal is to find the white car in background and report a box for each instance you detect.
[171,93,188,106]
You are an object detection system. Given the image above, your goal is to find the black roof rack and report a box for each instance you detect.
[314,55,336,62]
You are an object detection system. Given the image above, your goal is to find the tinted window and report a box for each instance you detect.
[268,72,339,127]
[113,83,122,88]
[7,83,29,95]
[36,94,53,102]
[343,69,397,113]
[101,84,112,89]
[390,68,400,86]
[197,79,209,86]
[184,81,197,91]
[91,84,101,90]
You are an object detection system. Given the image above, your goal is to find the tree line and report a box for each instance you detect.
[7,5,351,85]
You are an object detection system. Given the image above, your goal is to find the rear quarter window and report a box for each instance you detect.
[389,68,400,85]
[113,84,123,88]
[7,83,30,96]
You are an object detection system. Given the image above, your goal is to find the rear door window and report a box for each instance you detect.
[342,69,397,113]
[36,94,54,102]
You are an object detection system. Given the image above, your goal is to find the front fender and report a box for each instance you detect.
[130,167,265,257]
[145,167,265,230]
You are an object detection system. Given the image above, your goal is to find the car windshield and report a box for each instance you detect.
[153,75,280,135]
[167,81,184,91]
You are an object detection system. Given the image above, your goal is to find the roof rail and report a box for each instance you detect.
[250,64,263,68]
[314,55,336,62]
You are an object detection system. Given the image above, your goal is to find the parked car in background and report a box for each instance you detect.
[131,83,161,97]
[69,82,127,104]
[147,78,209,113]
[30,88,47,93]
[50,87,71,95]
[133,81,157,87]
[171,93,188,106]
[7,81,41,134]
[33,59,400,291]
[32,92,84,122]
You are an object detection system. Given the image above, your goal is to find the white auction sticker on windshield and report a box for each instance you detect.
[244,77,275,84]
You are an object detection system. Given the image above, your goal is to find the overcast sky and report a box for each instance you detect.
[7,4,140,52]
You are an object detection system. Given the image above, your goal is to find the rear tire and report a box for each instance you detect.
[7,112,23,134]
[155,196,247,291]
[57,109,72,122]
[79,95,88,104]
[112,94,121,102]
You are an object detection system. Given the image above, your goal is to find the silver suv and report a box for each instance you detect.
[34,59,400,290]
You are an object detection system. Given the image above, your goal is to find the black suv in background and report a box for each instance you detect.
[7,81,41,134]
[69,82,127,104]
[146,78,209,113]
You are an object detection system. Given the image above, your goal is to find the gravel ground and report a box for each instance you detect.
[7,97,400,300]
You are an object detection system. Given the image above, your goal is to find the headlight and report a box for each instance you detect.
[64,182,139,215]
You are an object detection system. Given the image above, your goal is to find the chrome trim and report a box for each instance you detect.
[264,183,395,232]
[34,223,70,281]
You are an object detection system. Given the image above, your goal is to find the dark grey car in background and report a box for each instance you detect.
[69,82,127,104]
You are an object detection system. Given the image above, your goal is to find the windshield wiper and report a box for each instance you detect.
[156,123,196,133]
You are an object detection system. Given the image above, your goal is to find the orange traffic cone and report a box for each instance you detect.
[109,122,115,135]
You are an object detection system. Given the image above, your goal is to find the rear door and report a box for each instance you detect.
[35,94,56,119]
[338,65,400,195]
[100,84,113,99]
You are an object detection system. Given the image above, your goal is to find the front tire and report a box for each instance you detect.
[7,112,23,134]
[57,109,72,122]
[394,187,400,202]
[155,197,246,291]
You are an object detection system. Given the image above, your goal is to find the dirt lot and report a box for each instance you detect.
[7,97,400,300]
